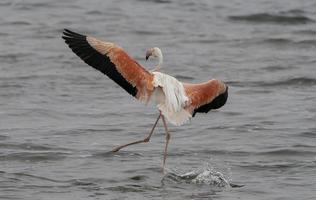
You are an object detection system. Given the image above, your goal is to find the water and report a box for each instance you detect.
[0,0,316,199]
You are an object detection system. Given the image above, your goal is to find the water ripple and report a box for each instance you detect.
[229,12,313,25]
[0,151,68,162]
[257,149,315,156]
[136,0,171,4]
[227,77,316,88]
[0,142,69,151]
[298,131,316,138]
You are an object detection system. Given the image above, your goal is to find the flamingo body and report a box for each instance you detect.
[62,29,228,171]
[62,29,228,124]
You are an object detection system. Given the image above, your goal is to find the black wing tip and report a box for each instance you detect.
[63,28,80,35]
[192,86,228,117]
[62,29,86,40]
[62,29,138,97]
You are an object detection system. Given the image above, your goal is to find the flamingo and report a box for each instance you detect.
[62,29,228,173]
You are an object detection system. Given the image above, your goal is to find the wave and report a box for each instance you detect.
[0,1,12,6]
[258,38,316,48]
[280,9,306,15]
[262,65,296,72]
[0,151,68,162]
[91,150,143,159]
[176,146,315,158]
[296,39,316,46]
[240,162,300,171]
[227,77,316,88]
[136,0,171,4]
[262,38,292,45]
[258,149,315,156]
[297,131,316,138]
[0,142,69,151]
[1,170,107,187]
[0,53,34,63]
[85,10,103,16]
[0,135,9,140]
[0,32,9,36]
[12,2,59,11]
[234,36,316,49]
[174,75,195,80]
[70,178,102,186]
[2,21,32,26]
[261,77,316,87]
[132,30,163,36]
[4,171,66,183]
[295,30,316,35]
[229,13,313,25]
[107,184,149,193]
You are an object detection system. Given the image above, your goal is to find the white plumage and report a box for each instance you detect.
[152,72,191,125]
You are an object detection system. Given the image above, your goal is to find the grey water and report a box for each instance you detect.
[0,0,316,199]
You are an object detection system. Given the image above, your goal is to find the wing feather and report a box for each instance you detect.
[184,80,228,117]
[62,29,153,100]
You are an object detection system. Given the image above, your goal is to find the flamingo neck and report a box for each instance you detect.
[154,53,163,71]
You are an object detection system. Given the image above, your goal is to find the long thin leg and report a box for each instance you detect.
[111,114,161,152]
[161,115,170,174]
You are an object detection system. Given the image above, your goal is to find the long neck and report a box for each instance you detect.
[154,53,163,71]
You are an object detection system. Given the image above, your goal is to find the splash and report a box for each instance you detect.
[162,163,241,188]
[183,169,230,187]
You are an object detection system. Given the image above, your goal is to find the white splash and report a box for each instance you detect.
[189,169,230,187]
[163,165,232,188]
[152,72,191,125]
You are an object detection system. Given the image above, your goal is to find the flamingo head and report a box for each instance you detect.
[146,47,162,60]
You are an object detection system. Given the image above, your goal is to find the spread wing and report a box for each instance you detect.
[184,80,228,117]
[62,29,154,101]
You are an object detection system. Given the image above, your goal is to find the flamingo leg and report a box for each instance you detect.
[161,114,170,174]
[111,114,161,152]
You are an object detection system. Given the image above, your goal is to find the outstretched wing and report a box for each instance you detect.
[183,80,228,117]
[62,29,154,101]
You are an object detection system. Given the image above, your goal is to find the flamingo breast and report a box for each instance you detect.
[151,72,192,126]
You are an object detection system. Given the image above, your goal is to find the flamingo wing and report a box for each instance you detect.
[183,80,228,117]
[62,29,154,101]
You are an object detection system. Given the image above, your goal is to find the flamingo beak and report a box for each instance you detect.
[146,49,153,60]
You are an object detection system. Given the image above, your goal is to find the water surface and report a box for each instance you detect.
[0,0,315,199]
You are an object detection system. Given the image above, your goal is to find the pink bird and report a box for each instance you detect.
[62,29,228,173]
